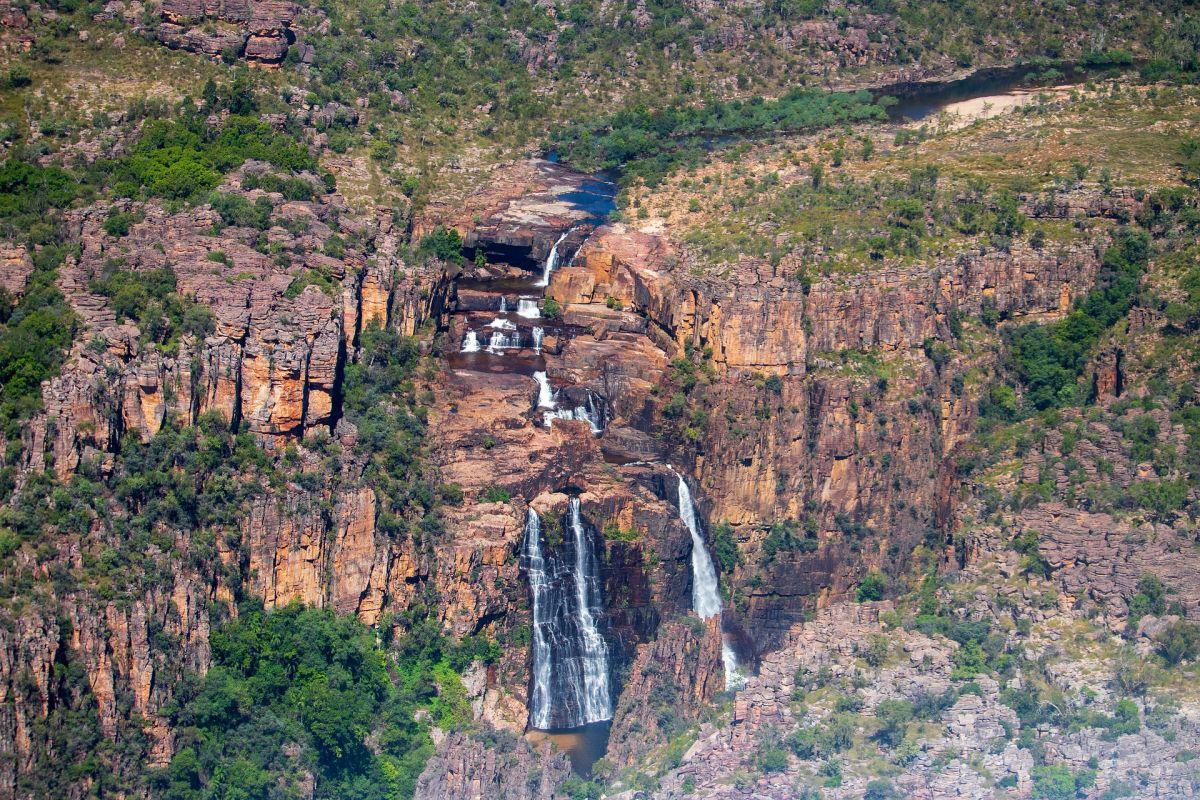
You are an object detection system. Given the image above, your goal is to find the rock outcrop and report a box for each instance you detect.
[155,0,302,65]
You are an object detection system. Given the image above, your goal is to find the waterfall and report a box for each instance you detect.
[521,500,613,729]
[518,298,542,318]
[532,326,545,355]
[542,391,605,433]
[499,296,509,313]
[568,498,613,723]
[488,317,517,330]
[533,371,555,408]
[486,330,520,353]
[524,509,554,729]
[544,405,601,434]
[673,469,744,690]
[678,474,722,619]
[537,230,570,287]
[460,330,480,353]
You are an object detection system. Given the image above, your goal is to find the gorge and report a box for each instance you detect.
[2,4,1200,800]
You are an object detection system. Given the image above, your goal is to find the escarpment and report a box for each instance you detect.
[541,193,1125,648]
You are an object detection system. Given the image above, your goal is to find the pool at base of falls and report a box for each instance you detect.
[526,722,611,777]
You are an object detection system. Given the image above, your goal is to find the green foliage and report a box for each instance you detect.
[1127,573,1167,625]
[417,227,464,263]
[284,263,340,299]
[709,522,739,573]
[864,780,903,800]
[341,323,441,540]
[550,89,886,187]
[1010,529,1051,579]
[0,245,77,437]
[480,486,511,504]
[541,297,561,318]
[761,519,817,563]
[112,116,317,200]
[873,699,913,747]
[154,604,481,800]
[0,159,88,236]
[103,210,143,237]
[756,743,790,773]
[913,614,1011,679]
[559,776,604,800]
[210,192,274,230]
[1031,764,1095,799]
[89,265,215,347]
[1003,229,1150,412]
[1156,620,1200,666]
[856,571,886,602]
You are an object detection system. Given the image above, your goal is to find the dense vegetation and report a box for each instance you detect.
[550,90,886,187]
[1001,228,1150,412]
[154,603,493,800]
[0,161,84,440]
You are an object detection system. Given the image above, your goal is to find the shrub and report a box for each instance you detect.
[417,226,464,263]
[1031,764,1095,800]
[762,519,817,562]
[856,571,886,602]
[1127,574,1167,624]
[103,210,141,237]
[864,780,902,800]
[757,743,789,773]
[1156,620,1200,666]
[785,727,817,759]
[873,698,913,747]
[709,522,739,573]
[210,192,274,229]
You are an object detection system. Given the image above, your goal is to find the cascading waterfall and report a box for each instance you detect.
[543,399,603,434]
[487,330,520,353]
[488,317,517,330]
[524,509,554,729]
[521,500,613,729]
[674,469,745,690]
[532,326,545,354]
[518,298,542,318]
[537,230,571,287]
[499,296,509,313]
[460,330,480,353]
[568,498,613,723]
[534,371,555,408]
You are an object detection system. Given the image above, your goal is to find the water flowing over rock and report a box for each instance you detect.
[521,499,612,730]
[461,330,481,353]
[517,298,541,318]
[536,230,570,288]
[533,371,555,409]
[675,469,743,689]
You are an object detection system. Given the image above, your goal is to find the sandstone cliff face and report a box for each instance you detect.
[154,0,304,66]
[543,213,1113,648]
[0,173,460,796]
[414,730,572,800]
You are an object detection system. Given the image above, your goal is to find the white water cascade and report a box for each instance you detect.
[534,371,555,408]
[517,298,542,318]
[460,330,480,353]
[537,230,571,288]
[542,394,603,434]
[522,500,613,729]
[487,330,520,353]
[499,296,509,313]
[524,509,554,729]
[568,498,613,723]
[532,326,545,354]
[674,469,744,690]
